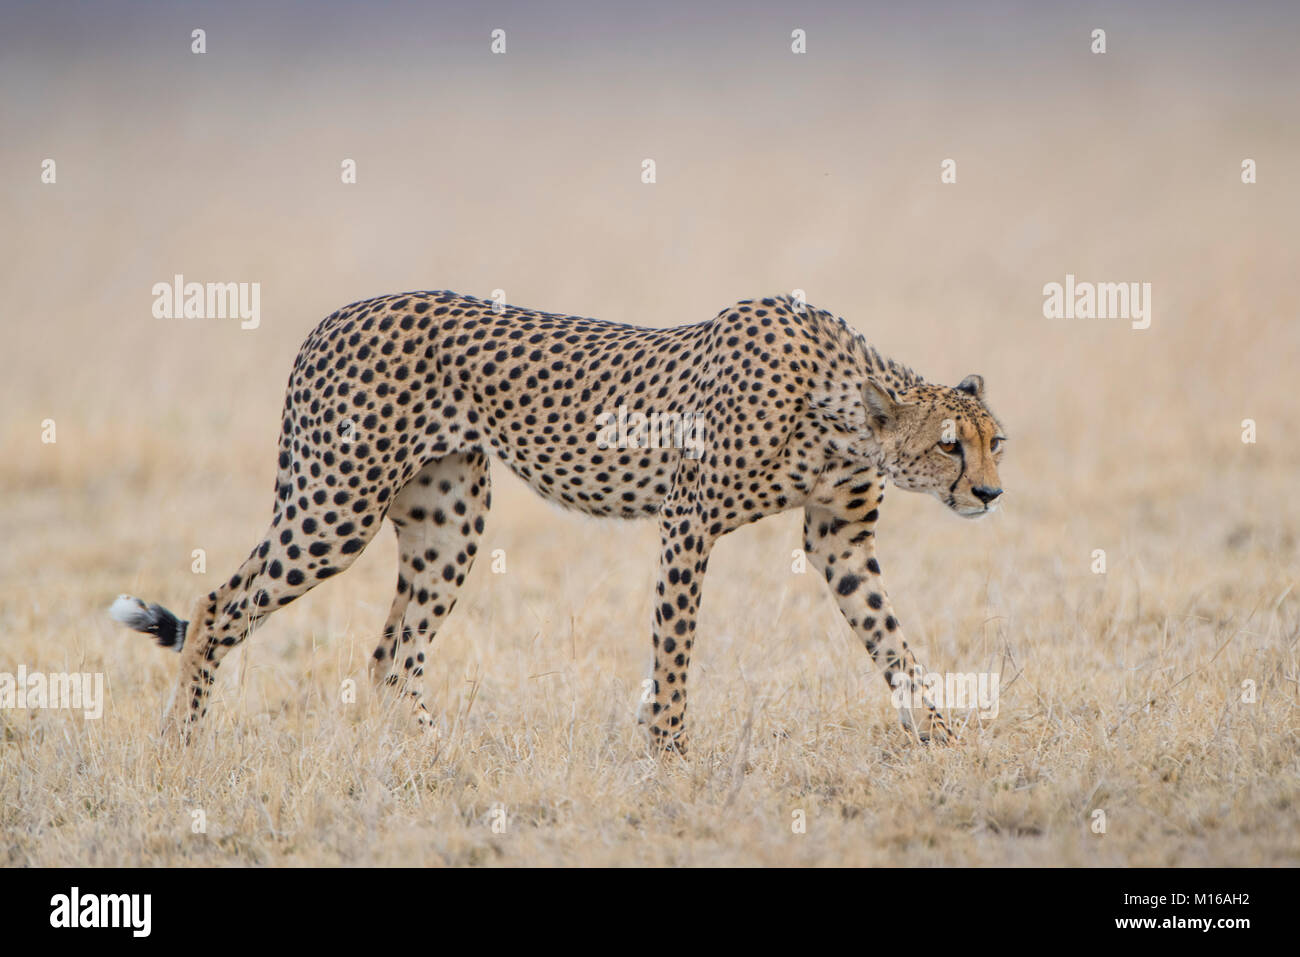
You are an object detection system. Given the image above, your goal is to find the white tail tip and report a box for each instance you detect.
[109,594,153,630]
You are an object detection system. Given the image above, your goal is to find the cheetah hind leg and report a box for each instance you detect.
[370,452,490,731]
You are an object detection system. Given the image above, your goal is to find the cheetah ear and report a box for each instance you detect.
[956,374,985,399]
[862,377,904,431]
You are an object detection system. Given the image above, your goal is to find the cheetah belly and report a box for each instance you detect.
[482,432,683,519]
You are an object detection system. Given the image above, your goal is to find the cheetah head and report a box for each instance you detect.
[863,374,1006,518]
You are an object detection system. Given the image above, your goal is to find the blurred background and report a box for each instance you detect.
[5,0,1297,606]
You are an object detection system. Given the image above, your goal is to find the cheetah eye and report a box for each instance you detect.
[937,440,959,455]
[990,436,1005,453]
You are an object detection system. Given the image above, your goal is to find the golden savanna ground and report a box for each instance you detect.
[2,3,1297,866]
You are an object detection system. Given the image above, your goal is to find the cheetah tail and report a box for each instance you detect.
[109,594,188,653]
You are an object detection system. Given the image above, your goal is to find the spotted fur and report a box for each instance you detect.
[111,291,1005,751]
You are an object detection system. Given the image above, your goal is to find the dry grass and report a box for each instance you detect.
[2,3,1299,866]
[3,450,1298,866]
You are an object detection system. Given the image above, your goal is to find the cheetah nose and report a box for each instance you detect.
[972,485,1002,504]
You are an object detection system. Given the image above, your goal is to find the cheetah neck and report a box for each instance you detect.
[818,307,924,391]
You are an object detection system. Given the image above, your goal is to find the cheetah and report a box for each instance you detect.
[110,291,1005,752]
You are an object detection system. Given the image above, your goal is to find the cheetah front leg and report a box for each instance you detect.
[640,491,714,755]
[803,494,954,745]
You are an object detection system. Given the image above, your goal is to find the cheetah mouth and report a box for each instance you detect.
[945,495,996,518]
